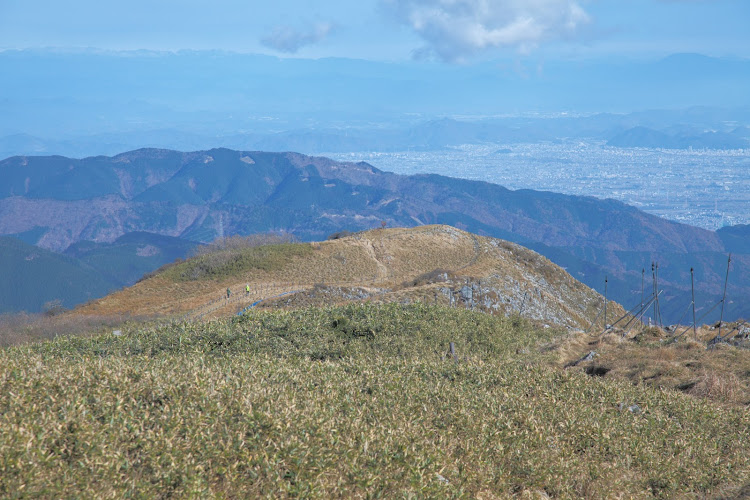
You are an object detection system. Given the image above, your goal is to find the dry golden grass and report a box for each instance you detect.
[256,227,618,330]
[554,323,750,407]
[689,371,745,404]
[0,311,152,347]
[68,225,615,331]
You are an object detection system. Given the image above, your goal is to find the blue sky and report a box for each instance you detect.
[1,0,748,62]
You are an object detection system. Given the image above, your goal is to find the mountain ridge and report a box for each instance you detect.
[73,225,613,332]
[0,148,746,321]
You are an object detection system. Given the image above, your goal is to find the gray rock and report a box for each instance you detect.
[564,350,596,368]
[618,402,642,414]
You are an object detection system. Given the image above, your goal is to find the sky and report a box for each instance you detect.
[0,0,749,63]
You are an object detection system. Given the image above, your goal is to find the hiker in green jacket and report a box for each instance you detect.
[226,288,231,300]
[246,284,251,295]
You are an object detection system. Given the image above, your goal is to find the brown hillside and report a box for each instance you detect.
[72,225,618,330]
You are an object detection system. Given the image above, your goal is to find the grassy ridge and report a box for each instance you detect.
[1,304,749,497]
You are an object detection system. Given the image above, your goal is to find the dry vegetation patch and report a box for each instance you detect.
[555,323,750,407]
[0,311,152,347]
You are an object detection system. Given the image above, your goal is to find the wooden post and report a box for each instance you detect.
[651,263,657,326]
[718,254,731,339]
[655,263,663,327]
[604,277,608,328]
[641,268,645,310]
[691,267,697,340]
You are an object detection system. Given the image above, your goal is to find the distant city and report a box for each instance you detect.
[329,142,750,230]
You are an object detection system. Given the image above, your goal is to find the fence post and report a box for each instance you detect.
[655,263,663,327]
[651,263,657,326]
[718,254,731,339]
[604,277,608,328]
[641,268,645,310]
[691,267,697,340]
[448,342,457,362]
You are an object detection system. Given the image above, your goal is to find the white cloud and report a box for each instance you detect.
[261,23,334,54]
[382,0,590,62]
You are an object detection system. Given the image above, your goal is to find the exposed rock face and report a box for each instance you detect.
[220,226,614,330]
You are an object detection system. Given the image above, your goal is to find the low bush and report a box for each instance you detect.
[399,268,454,289]
[327,230,354,240]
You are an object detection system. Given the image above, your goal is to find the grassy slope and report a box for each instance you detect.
[162,242,312,282]
[74,226,612,332]
[2,304,748,498]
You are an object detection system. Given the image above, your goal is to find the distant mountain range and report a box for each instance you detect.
[0,148,747,322]
[608,126,750,149]
[2,109,749,159]
[1,49,749,158]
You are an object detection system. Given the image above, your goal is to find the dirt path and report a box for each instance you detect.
[358,238,389,282]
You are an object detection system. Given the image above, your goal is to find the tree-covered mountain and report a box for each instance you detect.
[0,237,118,314]
[63,232,197,286]
[0,232,197,314]
[0,148,747,322]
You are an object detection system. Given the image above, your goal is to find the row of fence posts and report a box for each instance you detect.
[593,254,738,346]
[594,261,666,337]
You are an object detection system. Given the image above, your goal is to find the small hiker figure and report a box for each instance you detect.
[246,284,250,295]
[226,287,231,300]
